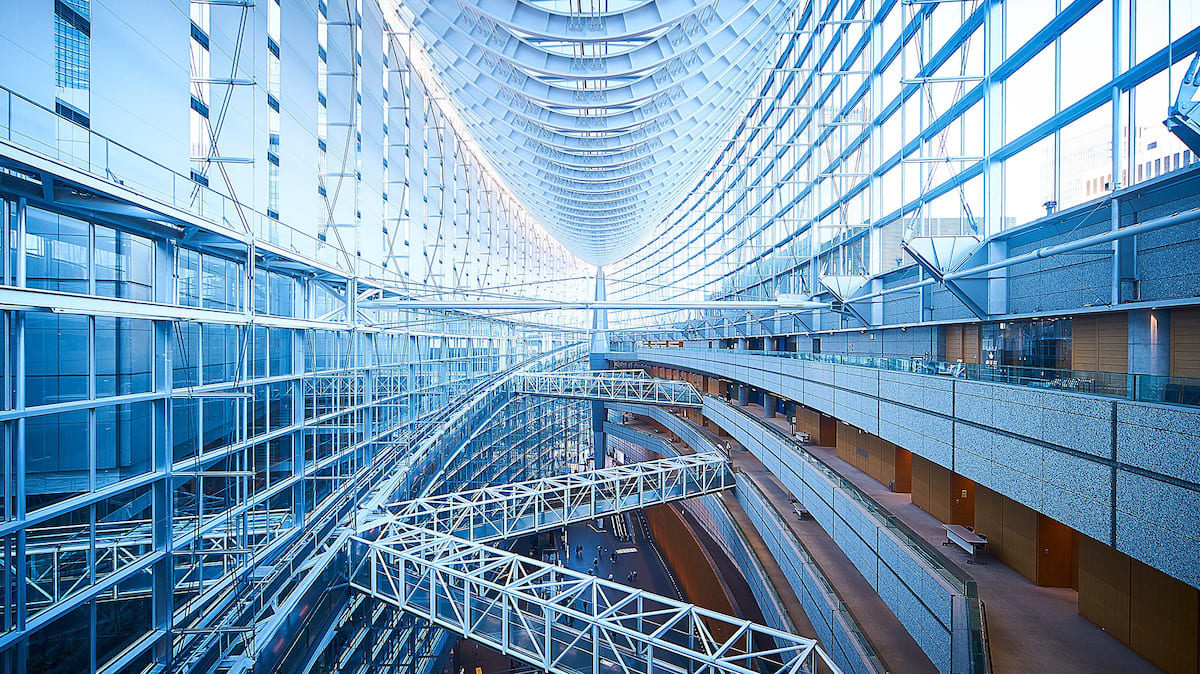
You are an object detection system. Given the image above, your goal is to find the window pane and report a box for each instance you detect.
[27,599,90,670]
[95,225,154,300]
[96,402,153,485]
[173,322,200,388]
[25,409,89,512]
[25,313,89,406]
[95,317,153,398]
[25,208,88,293]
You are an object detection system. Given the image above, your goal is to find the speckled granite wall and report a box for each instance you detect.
[621,348,1200,590]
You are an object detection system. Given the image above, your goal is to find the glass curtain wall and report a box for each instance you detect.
[607,0,1200,333]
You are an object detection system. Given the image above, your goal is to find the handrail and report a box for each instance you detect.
[628,346,1200,409]
[733,472,886,674]
[708,394,971,588]
[706,394,991,674]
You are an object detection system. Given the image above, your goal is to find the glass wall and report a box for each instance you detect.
[609,0,1200,333]
[0,194,584,672]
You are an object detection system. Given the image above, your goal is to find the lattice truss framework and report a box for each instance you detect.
[350,520,837,674]
[345,450,843,672]
[509,369,704,407]
[364,453,731,543]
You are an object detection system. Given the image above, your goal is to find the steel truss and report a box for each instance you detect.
[510,370,703,407]
[363,453,732,543]
[349,521,837,674]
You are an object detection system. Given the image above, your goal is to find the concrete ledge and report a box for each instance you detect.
[619,348,1200,589]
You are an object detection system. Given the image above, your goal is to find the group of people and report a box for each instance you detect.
[562,542,640,586]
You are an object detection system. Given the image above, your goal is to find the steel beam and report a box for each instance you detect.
[349,523,838,674]
[510,370,704,407]
[363,453,731,543]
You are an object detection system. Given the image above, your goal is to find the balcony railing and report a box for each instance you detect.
[623,345,1200,408]
[710,395,991,674]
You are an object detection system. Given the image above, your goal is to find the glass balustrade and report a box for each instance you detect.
[626,345,1200,409]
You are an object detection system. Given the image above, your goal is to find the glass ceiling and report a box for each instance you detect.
[393,0,798,265]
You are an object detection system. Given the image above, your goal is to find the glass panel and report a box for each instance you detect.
[269,271,294,317]
[94,225,153,300]
[24,207,88,293]
[269,381,292,430]
[25,410,89,512]
[173,322,200,388]
[27,599,91,671]
[26,504,92,618]
[202,323,239,384]
[1058,104,1113,210]
[173,398,198,462]
[1060,1,1113,107]
[202,254,241,311]
[94,485,153,581]
[95,402,153,485]
[252,325,268,379]
[178,247,200,307]
[203,397,238,453]
[25,312,89,406]
[269,328,292,376]
[95,317,153,398]
[96,577,151,669]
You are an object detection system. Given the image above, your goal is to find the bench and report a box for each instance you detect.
[793,504,811,521]
[943,524,987,564]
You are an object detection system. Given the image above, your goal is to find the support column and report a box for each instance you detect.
[590,268,609,470]
[764,393,777,418]
[1128,309,1170,376]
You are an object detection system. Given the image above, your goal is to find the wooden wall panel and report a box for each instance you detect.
[944,324,981,363]
[1130,560,1200,674]
[1079,537,1200,673]
[1001,497,1039,584]
[835,421,854,465]
[927,460,953,524]
[911,456,930,516]
[950,473,975,528]
[1036,516,1075,588]
[835,423,901,489]
[643,504,738,643]
[1073,312,1129,373]
[818,413,837,446]
[912,455,954,524]
[1171,308,1200,378]
[946,325,963,362]
[962,323,981,363]
[1078,534,1132,645]
[974,486,1005,560]
[893,447,912,493]
[793,406,822,441]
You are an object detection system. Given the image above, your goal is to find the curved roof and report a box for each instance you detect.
[397,0,796,265]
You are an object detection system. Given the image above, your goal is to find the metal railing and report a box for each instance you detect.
[708,395,991,674]
[630,346,1200,409]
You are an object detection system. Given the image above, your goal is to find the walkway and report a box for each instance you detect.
[621,415,935,673]
[734,401,1158,674]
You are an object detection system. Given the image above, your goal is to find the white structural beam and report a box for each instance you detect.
[361,298,830,312]
[510,370,704,407]
[349,522,838,674]
[363,453,731,543]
